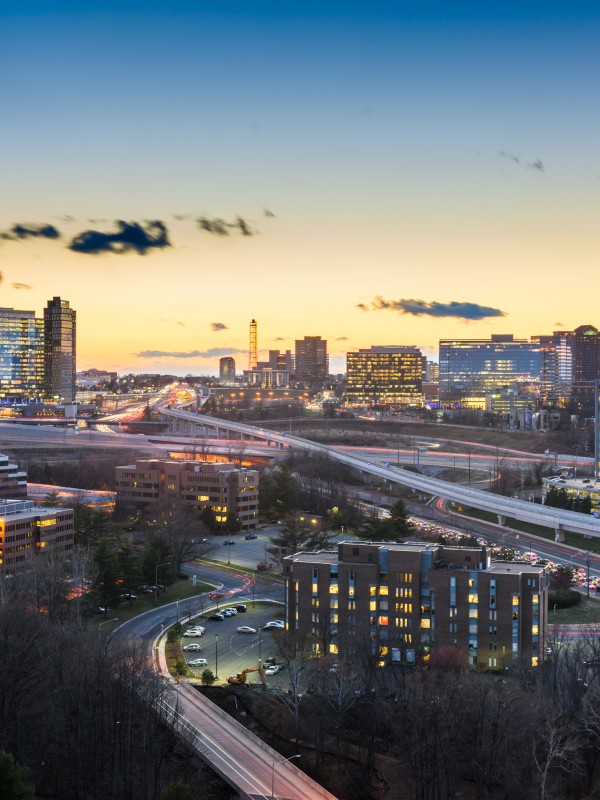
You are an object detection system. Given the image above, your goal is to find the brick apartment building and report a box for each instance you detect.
[0,499,75,575]
[284,540,547,671]
[115,460,259,531]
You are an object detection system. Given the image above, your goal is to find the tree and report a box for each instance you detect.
[200,668,215,686]
[0,751,35,800]
[158,782,195,800]
[141,533,174,586]
[92,537,122,610]
[152,503,205,574]
[549,565,574,596]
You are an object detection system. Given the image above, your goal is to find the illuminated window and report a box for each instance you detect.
[532,624,539,635]
[369,585,377,596]
[468,593,478,604]
[330,643,338,654]
[532,656,539,667]
[329,584,339,595]
[469,608,478,619]
[420,619,431,629]
[512,596,519,606]
[378,616,389,626]
[370,600,377,612]
[379,585,388,596]
[312,583,318,594]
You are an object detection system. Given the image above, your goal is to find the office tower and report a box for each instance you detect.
[346,345,423,406]
[294,336,328,387]
[0,499,74,575]
[0,307,44,401]
[248,319,258,370]
[219,356,236,384]
[284,540,547,671]
[44,297,76,403]
[115,460,259,531]
[0,454,27,499]
[438,335,542,407]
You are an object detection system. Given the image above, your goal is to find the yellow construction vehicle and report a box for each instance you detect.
[227,666,266,686]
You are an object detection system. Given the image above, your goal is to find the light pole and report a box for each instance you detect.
[214,634,219,679]
[271,754,301,800]
[155,561,170,604]
[258,626,262,664]
[586,551,591,598]
[99,617,119,636]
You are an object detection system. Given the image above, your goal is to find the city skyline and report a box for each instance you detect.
[2,2,599,375]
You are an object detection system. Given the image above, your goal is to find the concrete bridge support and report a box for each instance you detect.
[554,524,565,543]
[497,514,506,526]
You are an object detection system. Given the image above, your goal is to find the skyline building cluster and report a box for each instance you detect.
[0,297,76,404]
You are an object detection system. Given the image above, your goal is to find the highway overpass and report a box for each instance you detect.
[159,407,600,541]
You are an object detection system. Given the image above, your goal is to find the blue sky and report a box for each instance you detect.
[1,2,599,374]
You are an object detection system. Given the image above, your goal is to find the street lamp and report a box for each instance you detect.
[271,754,301,800]
[98,617,119,639]
[155,561,170,604]
[214,634,219,679]
[258,626,262,664]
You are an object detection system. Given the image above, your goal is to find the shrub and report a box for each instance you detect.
[548,590,582,610]
[201,668,215,686]
[175,659,187,676]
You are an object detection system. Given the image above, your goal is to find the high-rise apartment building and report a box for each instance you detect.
[346,346,423,406]
[284,541,547,672]
[294,336,328,387]
[439,335,542,407]
[0,308,44,402]
[219,356,236,384]
[43,297,76,402]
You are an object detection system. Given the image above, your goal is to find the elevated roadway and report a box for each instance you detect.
[159,407,600,542]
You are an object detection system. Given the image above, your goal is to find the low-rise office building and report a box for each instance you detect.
[284,540,547,671]
[0,454,27,500]
[0,499,74,574]
[115,459,259,531]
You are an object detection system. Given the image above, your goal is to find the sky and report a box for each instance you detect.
[1,1,599,376]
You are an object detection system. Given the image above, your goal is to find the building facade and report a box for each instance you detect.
[44,297,76,402]
[294,336,328,387]
[439,335,542,407]
[0,308,44,402]
[284,541,547,671]
[0,455,27,500]
[0,499,74,575]
[219,357,236,384]
[115,460,259,531]
[346,346,423,406]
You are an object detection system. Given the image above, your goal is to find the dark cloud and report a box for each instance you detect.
[173,213,192,221]
[336,336,349,341]
[197,215,257,237]
[197,217,230,236]
[273,336,286,341]
[1,223,61,241]
[370,296,506,321]
[211,322,228,331]
[12,282,32,290]
[356,303,369,312]
[135,347,245,359]
[69,220,170,255]
[264,208,276,218]
[499,151,545,173]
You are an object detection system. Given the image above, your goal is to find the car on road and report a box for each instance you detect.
[182,643,203,652]
[223,539,236,546]
[208,591,225,600]
[237,626,257,634]
[263,620,285,630]
[208,613,225,621]
[244,533,257,540]
[187,658,208,667]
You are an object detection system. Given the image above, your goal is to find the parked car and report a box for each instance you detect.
[182,643,203,652]
[235,604,247,612]
[263,621,285,630]
[208,614,224,621]
[223,539,236,546]
[264,665,279,676]
[237,626,257,634]
[187,658,208,667]
[244,533,257,540]
[183,629,204,637]
[120,593,138,601]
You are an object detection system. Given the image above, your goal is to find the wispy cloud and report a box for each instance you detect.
[197,215,257,236]
[211,322,228,331]
[69,220,170,255]
[499,150,545,172]
[336,336,349,341]
[135,347,245,359]
[12,282,32,290]
[356,303,368,312]
[1,223,61,241]
[264,208,276,217]
[367,296,506,321]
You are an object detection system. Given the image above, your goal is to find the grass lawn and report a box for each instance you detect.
[548,596,600,626]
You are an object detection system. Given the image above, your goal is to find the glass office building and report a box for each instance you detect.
[346,345,423,406]
[0,308,44,401]
[439,335,542,406]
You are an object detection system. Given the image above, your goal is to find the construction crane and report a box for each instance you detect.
[227,666,266,686]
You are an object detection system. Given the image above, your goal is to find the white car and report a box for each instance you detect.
[187,658,208,667]
[264,665,279,675]
[183,629,204,637]
[182,643,203,652]
[237,626,257,634]
[263,621,285,630]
